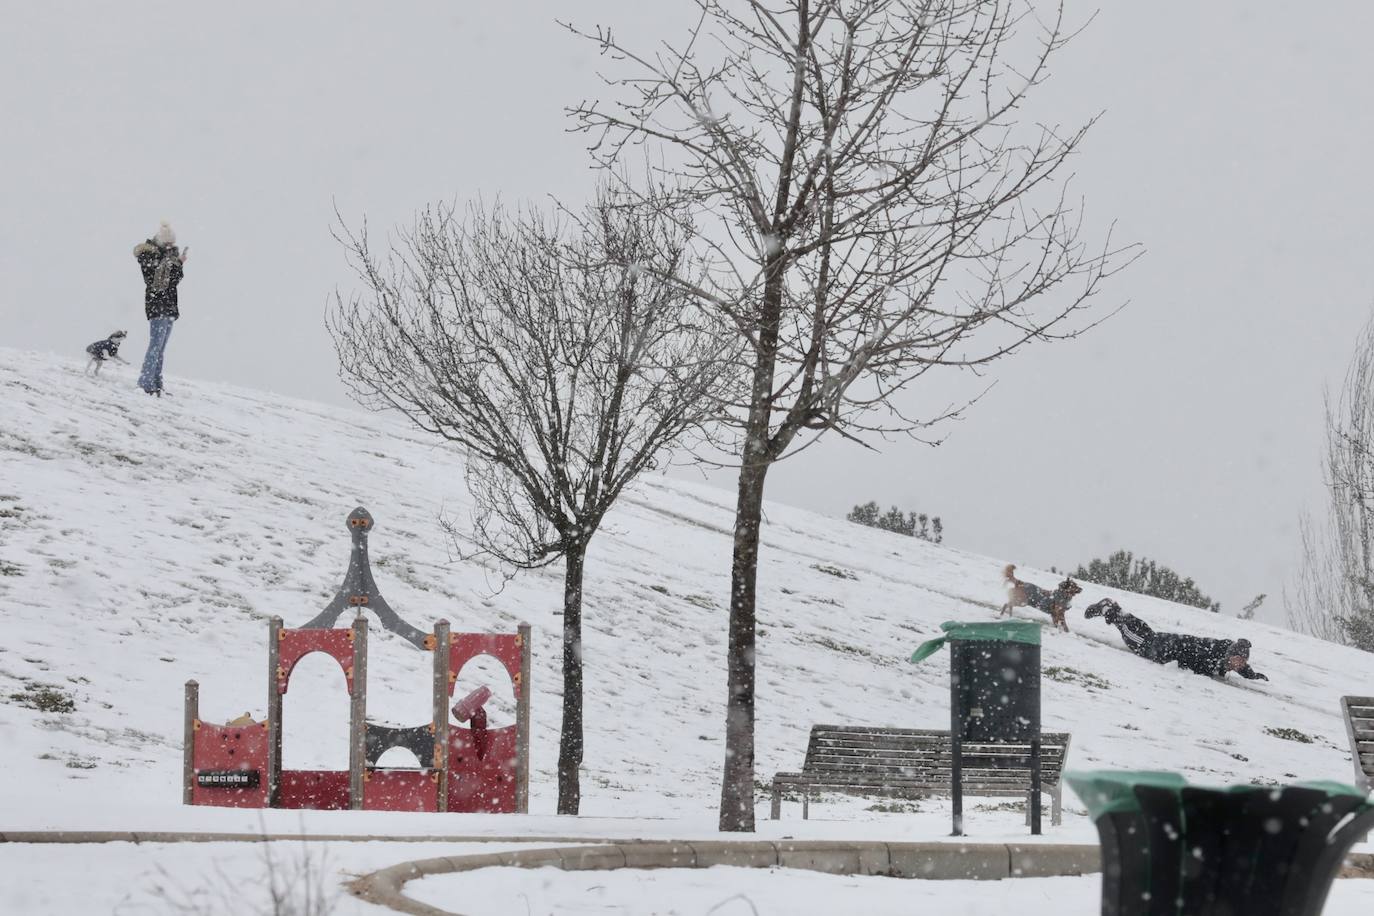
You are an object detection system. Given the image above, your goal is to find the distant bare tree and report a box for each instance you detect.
[1238,593,1265,621]
[329,186,736,813]
[566,0,1136,830]
[1287,317,1374,651]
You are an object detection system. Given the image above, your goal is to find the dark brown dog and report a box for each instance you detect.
[1000,564,1081,632]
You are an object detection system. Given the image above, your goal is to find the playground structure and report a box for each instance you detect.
[182,507,531,813]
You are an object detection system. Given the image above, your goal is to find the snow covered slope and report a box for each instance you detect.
[2,346,1373,832]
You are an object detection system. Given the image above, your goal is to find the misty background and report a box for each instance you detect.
[4,1,1373,625]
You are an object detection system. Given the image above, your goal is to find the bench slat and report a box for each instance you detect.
[797,758,1062,773]
[808,741,1067,753]
[807,726,1071,738]
[809,733,1069,748]
[805,757,1064,775]
[802,752,1066,769]
[809,739,1067,753]
[791,758,1066,774]
[808,725,998,737]
[776,783,1040,801]
[775,774,1055,789]
[802,773,1063,786]
[806,744,1067,760]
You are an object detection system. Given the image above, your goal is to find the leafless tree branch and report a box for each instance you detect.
[1287,314,1374,651]
[564,0,1136,832]
[328,183,740,813]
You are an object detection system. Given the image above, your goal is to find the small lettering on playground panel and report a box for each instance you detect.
[197,770,261,788]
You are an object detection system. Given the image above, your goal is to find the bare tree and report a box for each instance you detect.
[328,187,736,814]
[1287,317,1374,651]
[1238,593,1265,621]
[566,0,1135,830]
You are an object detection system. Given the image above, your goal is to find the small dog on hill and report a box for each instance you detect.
[1000,563,1082,632]
[85,330,129,375]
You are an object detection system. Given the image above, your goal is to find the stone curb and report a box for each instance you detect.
[346,840,1105,916]
[1009,843,1104,878]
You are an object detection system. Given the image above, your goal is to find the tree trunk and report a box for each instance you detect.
[719,456,770,831]
[557,543,587,815]
[719,248,787,832]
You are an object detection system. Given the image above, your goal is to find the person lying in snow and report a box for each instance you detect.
[1084,598,1268,681]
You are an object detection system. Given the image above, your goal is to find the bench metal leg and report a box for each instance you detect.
[770,781,782,820]
[802,788,810,820]
[1052,784,1062,827]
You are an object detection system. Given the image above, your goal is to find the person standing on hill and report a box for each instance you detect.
[134,221,188,397]
[1085,598,1268,681]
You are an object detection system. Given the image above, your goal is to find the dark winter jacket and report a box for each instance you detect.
[134,240,184,320]
[1149,632,1266,680]
[85,336,123,360]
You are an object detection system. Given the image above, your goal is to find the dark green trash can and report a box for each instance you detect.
[1067,770,1374,916]
[911,620,1043,835]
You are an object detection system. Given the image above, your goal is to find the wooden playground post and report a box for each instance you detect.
[516,622,532,814]
[348,615,369,811]
[432,620,451,812]
[183,679,199,805]
[266,616,284,807]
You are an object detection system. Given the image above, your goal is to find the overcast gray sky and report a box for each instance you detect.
[4,1,1372,626]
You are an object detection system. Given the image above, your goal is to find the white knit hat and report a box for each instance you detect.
[154,221,176,246]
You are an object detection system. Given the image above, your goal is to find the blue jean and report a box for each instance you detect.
[138,317,175,393]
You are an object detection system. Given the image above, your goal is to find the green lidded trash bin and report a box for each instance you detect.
[911,620,1043,835]
[1066,770,1374,916]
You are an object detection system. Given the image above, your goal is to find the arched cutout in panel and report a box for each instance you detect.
[453,652,516,728]
[362,631,432,727]
[281,651,351,770]
[376,745,424,769]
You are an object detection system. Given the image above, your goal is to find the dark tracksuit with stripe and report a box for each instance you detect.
[1102,606,1267,680]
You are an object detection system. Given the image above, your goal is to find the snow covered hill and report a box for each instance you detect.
[2,346,1373,835]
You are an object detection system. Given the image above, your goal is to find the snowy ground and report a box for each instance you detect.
[10,841,1374,916]
[407,867,1374,916]
[1,840,528,915]
[2,347,1373,913]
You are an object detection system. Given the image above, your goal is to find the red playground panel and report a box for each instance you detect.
[189,720,269,808]
[450,633,522,694]
[447,725,518,813]
[277,769,351,810]
[445,631,522,813]
[363,769,440,812]
[277,628,357,695]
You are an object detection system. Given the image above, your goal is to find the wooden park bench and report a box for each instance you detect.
[1340,696,1374,842]
[1341,695,1374,794]
[769,725,1071,825]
